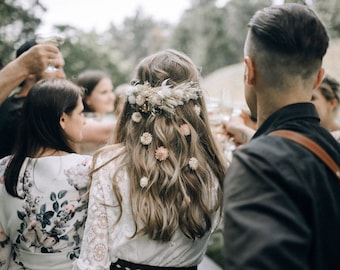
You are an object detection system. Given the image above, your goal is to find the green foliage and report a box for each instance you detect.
[1,0,340,84]
[55,25,128,86]
[0,0,45,67]
[171,0,271,76]
[312,0,340,38]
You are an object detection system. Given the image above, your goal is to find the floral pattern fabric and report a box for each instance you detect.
[0,154,92,270]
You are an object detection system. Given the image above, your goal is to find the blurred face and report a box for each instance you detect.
[60,96,86,143]
[85,77,114,115]
[311,88,336,127]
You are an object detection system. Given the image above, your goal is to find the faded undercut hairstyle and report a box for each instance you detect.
[93,49,226,241]
[5,78,84,198]
[247,3,329,87]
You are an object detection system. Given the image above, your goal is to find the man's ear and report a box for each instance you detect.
[313,68,325,90]
[244,56,255,85]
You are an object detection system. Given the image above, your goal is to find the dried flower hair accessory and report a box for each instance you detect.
[132,112,142,123]
[140,176,149,188]
[179,124,191,136]
[140,132,152,145]
[126,80,202,115]
[189,157,198,170]
[155,146,169,161]
[194,105,201,116]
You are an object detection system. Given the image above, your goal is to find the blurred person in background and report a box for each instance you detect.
[311,74,340,141]
[74,69,116,155]
[0,39,65,158]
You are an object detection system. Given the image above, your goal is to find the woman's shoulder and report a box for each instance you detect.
[94,144,125,162]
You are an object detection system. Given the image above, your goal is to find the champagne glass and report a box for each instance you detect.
[35,33,65,73]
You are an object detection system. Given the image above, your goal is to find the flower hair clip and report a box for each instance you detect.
[194,105,201,116]
[179,124,191,136]
[140,176,149,188]
[155,146,169,161]
[140,132,152,145]
[132,112,142,123]
[189,157,198,170]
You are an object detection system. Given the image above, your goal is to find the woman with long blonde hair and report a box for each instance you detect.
[73,49,226,270]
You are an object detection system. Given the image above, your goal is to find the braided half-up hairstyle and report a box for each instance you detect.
[92,49,226,241]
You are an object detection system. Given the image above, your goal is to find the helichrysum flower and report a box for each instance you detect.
[132,112,142,123]
[189,157,198,170]
[179,124,191,136]
[140,176,149,188]
[155,146,169,161]
[194,105,201,116]
[140,132,152,145]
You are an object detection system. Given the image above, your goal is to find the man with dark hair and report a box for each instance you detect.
[0,43,60,104]
[224,3,340,269]
[0,40,66,158]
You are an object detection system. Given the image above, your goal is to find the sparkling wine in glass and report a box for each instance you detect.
[35,34,65,73]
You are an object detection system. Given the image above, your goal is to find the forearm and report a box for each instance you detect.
[81,121,115,142]
[0,60,28,104]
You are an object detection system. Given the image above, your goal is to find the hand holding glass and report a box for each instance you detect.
[35,34,64,73]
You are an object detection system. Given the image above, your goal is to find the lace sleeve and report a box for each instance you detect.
[0,223,11,270]
[72,170,112,270]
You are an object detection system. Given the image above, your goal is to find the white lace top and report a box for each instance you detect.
[72,147,220,270]
[0,154,92,270]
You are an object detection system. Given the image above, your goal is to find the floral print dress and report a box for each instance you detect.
[0,154,92,270]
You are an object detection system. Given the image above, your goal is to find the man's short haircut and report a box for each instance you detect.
[247,3,329,84]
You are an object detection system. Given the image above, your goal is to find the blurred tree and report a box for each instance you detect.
[171,0,233,76]
[0,0,45,67]
[2,0,339,84]
[54,25,128,87]
[223,0,272,62]
[107,8,171,81]
[170,0,271,76]
[312,0,340,38]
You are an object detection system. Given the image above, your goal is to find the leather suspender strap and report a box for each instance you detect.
[270,130,340,180]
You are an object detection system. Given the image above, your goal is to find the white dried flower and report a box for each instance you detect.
[132,112,142,123]
[140,176,149,188]
[194,105,201,116]
[136,95,146,106]
[189,157,198,170]
[128,95,136,105]
[140,132,152,145]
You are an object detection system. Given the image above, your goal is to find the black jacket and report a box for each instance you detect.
[224,103,340,270]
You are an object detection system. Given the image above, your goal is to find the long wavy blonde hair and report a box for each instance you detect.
[92,49,226,241]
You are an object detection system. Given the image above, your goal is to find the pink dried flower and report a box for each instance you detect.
[155,146,169,161]
[179,124,191,136]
